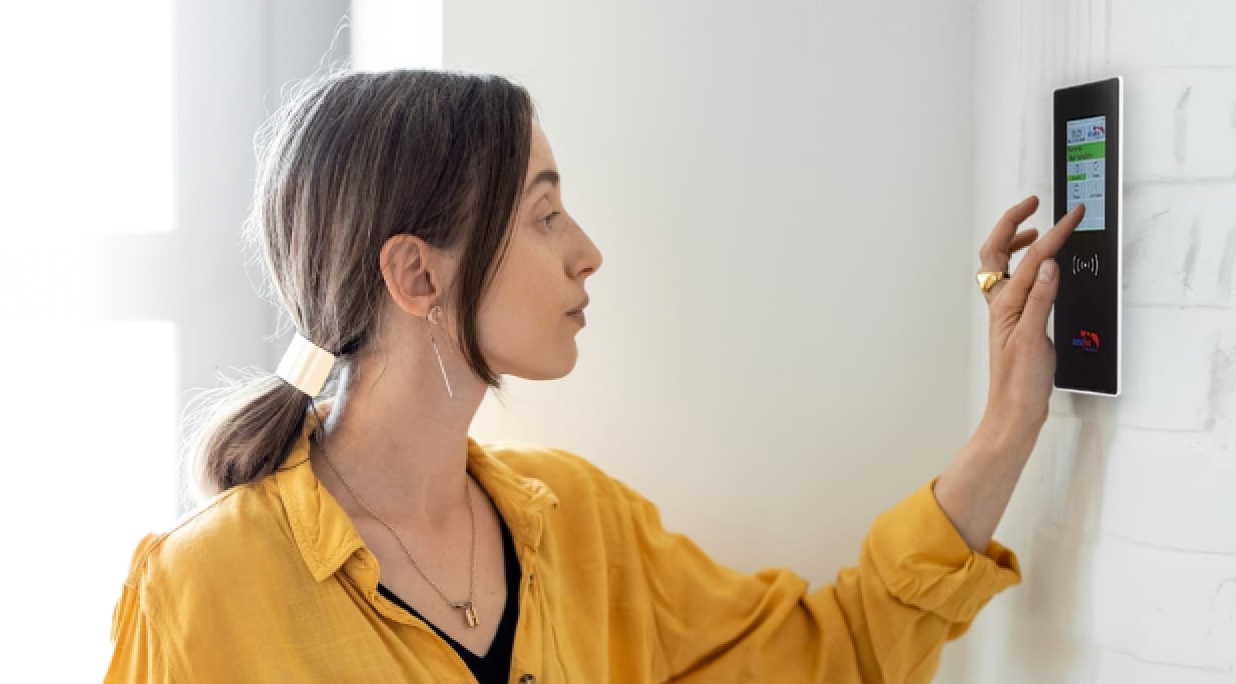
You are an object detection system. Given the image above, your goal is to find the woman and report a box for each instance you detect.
[105,68,1083,684]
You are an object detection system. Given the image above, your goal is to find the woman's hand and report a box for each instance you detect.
[933,195,1085,551]
[978,194,1085,446]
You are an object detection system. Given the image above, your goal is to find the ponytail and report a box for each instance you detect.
[181,370,317,505]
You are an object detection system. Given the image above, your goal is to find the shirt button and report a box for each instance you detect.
[518,675,537,684]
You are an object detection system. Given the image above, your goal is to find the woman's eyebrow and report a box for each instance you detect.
[523,169,560,196]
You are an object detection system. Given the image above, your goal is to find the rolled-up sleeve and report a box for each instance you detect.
[618,477,1021,684]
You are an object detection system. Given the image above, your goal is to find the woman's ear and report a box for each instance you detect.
[379,234,442,317]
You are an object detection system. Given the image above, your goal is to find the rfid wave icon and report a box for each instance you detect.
[1072,254,1099,276]
[1072,329,1101,352]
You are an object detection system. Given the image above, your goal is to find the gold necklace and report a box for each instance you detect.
[320,448,480,629]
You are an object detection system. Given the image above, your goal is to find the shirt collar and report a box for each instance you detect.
[273,398,559,583]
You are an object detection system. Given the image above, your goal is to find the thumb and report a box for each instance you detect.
[1019,258,1058,331]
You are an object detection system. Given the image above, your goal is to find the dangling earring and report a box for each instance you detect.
[427,305,454,399]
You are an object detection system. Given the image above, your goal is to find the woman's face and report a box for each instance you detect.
[477,122,603,380]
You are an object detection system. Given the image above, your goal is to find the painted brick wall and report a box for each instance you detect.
[944,1,1236,682]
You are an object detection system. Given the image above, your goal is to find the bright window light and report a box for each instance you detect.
[2,1,174,235]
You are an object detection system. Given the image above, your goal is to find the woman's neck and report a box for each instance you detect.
[308,357,487,527]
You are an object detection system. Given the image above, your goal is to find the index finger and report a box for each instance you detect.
[999,202,1086,308]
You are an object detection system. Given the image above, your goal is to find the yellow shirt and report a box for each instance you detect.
[104,404,1021,684]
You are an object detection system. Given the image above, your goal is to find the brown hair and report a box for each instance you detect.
[181,68,534,504]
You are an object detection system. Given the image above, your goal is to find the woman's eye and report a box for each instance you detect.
[542,211,561,229]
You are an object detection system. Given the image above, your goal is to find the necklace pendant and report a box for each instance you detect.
[462,601,479,628]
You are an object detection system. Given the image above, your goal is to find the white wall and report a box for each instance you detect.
[447,0,983,587]
[351,0,441,70]
[942,1,1236,682]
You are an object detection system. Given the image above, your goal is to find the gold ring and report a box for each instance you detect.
[976,271,1011,294]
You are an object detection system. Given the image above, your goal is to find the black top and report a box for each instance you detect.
[377,513,521,683]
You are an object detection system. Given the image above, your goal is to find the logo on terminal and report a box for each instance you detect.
[1072,329,1101,352]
